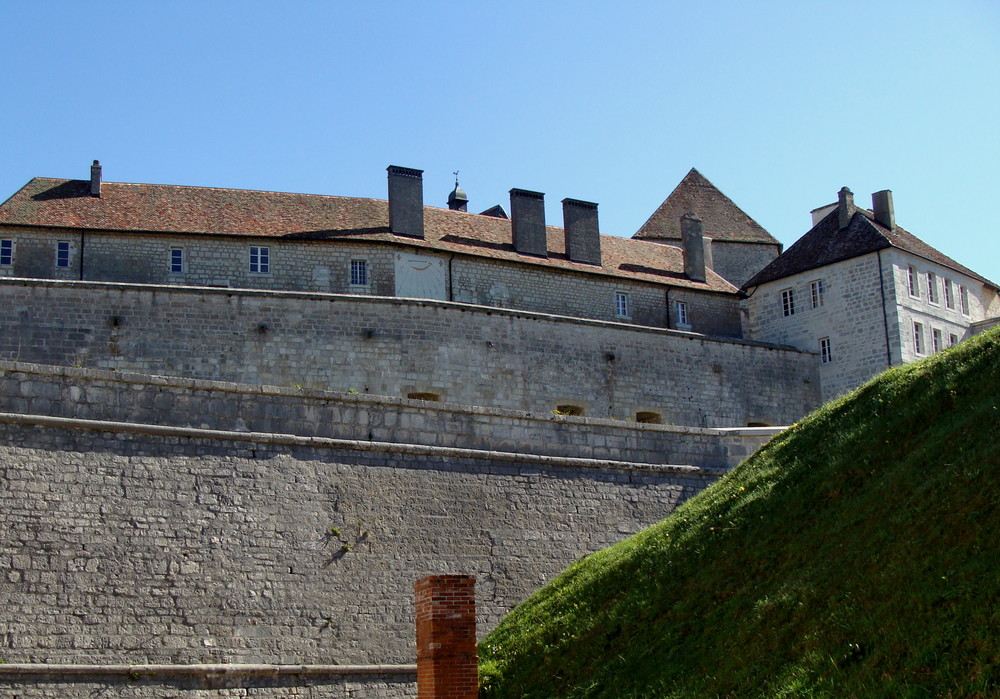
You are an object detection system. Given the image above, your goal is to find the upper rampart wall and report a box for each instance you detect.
[0,278,819,426]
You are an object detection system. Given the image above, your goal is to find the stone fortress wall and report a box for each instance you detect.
[0,372,739,696]
[0,277,812,696]
[0,278,818,427]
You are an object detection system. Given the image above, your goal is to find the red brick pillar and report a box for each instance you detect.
[415,574,478,699]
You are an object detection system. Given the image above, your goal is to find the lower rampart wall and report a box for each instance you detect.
[0,278,820,427]
[0,664,415,698]
[0,415,720,695]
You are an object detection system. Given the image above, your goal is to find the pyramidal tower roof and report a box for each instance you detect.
[633,168,778,245]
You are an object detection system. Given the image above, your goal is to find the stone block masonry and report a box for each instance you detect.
[0,361,780,469]
[0,278,819,426]
[0,416,718,676]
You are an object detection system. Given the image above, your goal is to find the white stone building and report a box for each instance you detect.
[743,187,1000,401]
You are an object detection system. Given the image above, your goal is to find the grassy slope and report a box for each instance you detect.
[480,326,1000,698]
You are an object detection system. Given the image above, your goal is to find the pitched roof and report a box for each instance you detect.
[742,206,997,290]
[633,168,779,245]
[0,177,738,294]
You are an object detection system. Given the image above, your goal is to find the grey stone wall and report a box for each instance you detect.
[0,362,778,469]
[0,226,742,332]
[0,665,415,698]
[0,416,718,669]
[0,279,819,426]
[709,240,781,289]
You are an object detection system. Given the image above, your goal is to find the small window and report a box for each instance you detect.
[944,279,955,309]
[554,404,584,416]
[810,280,825,309]
[907,266,920,298]
[56,241,70,268]
[249,246,270,274]
[615,292,630,318]
[913,322,924,355]
[959,285,970,316]
[949,333,959,347]
[0,239,11,266]
[407,392,440,402]
[350,259,368,287]
[781,288,795,317]
[169,247,184,274]
[932,328,942,353]
[820,337,832,364]
[675,301,689,326]
[635,411,661,424]
[927,272,938,304]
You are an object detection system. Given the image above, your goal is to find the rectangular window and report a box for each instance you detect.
[810,280,825,309]
[781,288,795,317]
[927,272,938,304]
[913,322,924,355]
[944,279,955,309]
[350,259,368,287]
[949,333,959,347]
[56,241,70,268]
[820,337,832,364]
[169,247,184,274]
[675,300,688,326]
[932,328,942,353]
[249,246,270,274]
[615,292,630,318]
[907,266,919,298]
[959,285,970,316]
[0,239,11,266]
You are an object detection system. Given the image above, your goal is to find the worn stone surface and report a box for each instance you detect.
[0,419,716,669]
[0,279,819,426]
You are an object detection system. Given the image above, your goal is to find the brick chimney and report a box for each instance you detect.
[509,188,547,257]
[837,186,854,230]
[872,190,895,230]
[562,198,601,265]
[681,213,707,282]
[387,166,425,239]
[90,160,102,197]
[415,575,477,699]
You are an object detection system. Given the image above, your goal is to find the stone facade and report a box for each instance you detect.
[0,278,818,426]
[0,226,744,336]
[708,239,783,289]
[746,238,998,402]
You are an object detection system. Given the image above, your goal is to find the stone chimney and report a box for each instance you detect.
[681,213,707,282]
[387,165,425,239]
[837,186,854,230]
[509,188,547,257]
[415,575,477,699]
[872,190,895,230]
[90,160,102,197]
[562,198,601,265]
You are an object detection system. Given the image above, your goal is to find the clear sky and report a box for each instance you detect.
[3,1,998,284]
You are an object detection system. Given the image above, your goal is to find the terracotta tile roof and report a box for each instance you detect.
[0,177,738,294]
[633,168,779,245]
[742,207,997,290]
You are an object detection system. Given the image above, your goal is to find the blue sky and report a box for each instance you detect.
[3,1,998,284]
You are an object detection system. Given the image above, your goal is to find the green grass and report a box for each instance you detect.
[480,326,1000,698]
